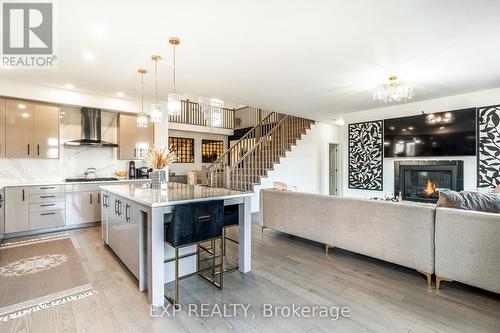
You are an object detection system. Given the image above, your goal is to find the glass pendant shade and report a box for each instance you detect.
[137,112,148,128]
[150,103,162,123]
[167,93,182,116]
[199,97,223,127]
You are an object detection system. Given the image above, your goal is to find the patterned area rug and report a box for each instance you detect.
[0,234,98,321]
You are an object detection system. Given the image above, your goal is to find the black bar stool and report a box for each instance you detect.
[198,204,239,273]
[163,200,224,304]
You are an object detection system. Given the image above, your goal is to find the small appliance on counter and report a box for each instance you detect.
[136,167,152,179]
[129,161,136,179]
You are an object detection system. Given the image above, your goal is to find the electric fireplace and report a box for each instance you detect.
[394,161,464,203]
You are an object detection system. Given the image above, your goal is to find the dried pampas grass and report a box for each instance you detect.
[142,146,177,170]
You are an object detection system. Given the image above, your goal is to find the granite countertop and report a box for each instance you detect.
[100,182,253,207]
[0,178,150,190]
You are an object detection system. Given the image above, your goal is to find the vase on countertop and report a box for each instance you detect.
[151,169,167,189]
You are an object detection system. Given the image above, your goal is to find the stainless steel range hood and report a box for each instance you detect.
[65,108,118,147]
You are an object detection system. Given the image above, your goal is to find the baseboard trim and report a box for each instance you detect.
[1,222,100,240]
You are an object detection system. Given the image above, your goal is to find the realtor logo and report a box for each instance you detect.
[2,1,56,67]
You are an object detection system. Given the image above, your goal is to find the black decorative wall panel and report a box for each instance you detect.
[348,120,383,190]
[478,105,500,188]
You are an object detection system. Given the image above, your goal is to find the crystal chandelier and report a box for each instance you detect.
[373,75,414,103]
[167,37,182,116]
[137,68,148,128]
[199,97,223,127]
[150,55,162,123]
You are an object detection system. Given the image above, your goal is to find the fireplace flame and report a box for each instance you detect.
[424,180,436,196]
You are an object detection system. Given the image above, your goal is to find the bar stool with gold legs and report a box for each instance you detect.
[199,203,239,273]
[163,200,224,305]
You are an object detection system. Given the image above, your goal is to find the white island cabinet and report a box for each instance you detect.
[100,182,253,307]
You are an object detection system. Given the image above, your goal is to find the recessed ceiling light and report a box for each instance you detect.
[116,92,125,98]
[18,104,26,109]
[389,126,395,130]
[402,128,407,132]
[408,126,414,130]
[439,126,445,130]
[65,83,74,89]
[82,52,95,61]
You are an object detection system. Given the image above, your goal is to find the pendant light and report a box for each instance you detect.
[150,55,162,123]
[199,96,223,128]
[137,68,148,128]
[167,37,182,116]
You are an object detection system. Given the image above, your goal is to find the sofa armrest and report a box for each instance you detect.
[435,207,500,293]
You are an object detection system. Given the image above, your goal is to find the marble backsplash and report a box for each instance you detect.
[0,106,147,184]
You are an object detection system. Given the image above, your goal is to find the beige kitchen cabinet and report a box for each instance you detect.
[66,191,97,225]
[34,104,60,158]
[4,187,30,233]
[0,98,5,157]
[5,100,34,158]
[137,123,154,158]
[5,99,59,159]
[118,113,154,160]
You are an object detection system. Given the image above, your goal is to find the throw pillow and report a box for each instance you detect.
[436,190,500,213]
[273,181,297,191]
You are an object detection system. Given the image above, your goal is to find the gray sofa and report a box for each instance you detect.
[260,189,436,284]
[260,189,500,292]
[435,207,500,293]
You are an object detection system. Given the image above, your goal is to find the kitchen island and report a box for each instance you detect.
[99,182,253,307]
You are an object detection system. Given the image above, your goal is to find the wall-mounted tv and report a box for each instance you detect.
[383,108,476,157]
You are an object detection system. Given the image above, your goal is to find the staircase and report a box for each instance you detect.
[202,112,315,191]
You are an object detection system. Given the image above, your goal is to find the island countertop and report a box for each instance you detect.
[100,182,253,207]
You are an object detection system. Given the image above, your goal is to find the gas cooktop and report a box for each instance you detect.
[65,177,119,182]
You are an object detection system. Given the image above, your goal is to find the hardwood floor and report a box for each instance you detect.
[1,213,499,333]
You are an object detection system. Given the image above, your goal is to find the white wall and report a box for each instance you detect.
[168,130,228,175]
[251,122,342,212]
[340,87,500,198]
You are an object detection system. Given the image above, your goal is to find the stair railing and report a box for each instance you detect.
[201,112,285,188]
[229,116,314,191]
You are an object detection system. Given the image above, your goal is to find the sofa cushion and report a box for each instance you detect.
[436,190,500,213]
[494,184,500,193]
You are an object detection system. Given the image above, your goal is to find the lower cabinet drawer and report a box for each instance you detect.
[30,193,66,203]
[30,201,65,212]
[30,185,65,195]
[29,209,65,230]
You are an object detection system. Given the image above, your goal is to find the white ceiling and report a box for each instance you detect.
[2,0,500,121]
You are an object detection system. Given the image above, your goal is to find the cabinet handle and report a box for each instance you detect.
[125,203,131,221]
[115,200,118,214]
[134,148,137,158]
[98,193,100,204]
[41,212,56,216]
[40,195,55,198]
[27,144,30,156]
[22,189,25,201]
[117,201,122,215]
[40,203,55,207]
[40,186,56,190]
[90,193,93,204]
[37,144,40,156]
